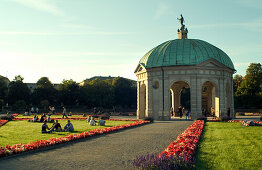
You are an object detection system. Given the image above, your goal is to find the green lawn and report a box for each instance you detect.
[195,122,262,170]
[16,114,84,118]
[0,119,135,147]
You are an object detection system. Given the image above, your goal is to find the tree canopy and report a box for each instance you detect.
[32,77,57,105]
[7,75,30,105]
[234,63,262,108]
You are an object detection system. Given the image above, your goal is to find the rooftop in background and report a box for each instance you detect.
[86,76,116,81]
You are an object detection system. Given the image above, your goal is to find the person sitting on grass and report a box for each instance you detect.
[46,115,54,123]
[40,113,46,122]
[89,117,96,126]
[98,117,105,126]
[64,120,74,132]
[33,115,39,122]
[47,115,51,122]
[87,116,91,123]
[51,120,62,131]
[28,115,38,122]
[42,120,53,133]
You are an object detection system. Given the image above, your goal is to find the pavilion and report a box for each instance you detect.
[135,15,236,120]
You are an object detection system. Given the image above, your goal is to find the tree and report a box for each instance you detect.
[56,79,80,105]
[236,63,262,96]
[233,74,243,93]
[0,75,10,104]
[235,63,262,108]
[31,77,57,105]
[7,75,30,105]
[112,77,136,108]
[80,79,114,108]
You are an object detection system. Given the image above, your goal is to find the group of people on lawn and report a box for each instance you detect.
[42,119,74,133]
[41,115,106,133]
[87,116,105,126]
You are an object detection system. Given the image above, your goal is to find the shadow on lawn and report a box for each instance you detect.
[194,123,210,169]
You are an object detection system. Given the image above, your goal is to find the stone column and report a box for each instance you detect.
[195,80,202,119]
[190,77,197,117]
[163,78,171,120]
[147,79,153,118]
[219,77,226,116]
[158,75,164,120]
[145,80,149,118]
[230,77,235,117]
[136,81,140,119]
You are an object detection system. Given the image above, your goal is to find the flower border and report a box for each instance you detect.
[133,120,205,169]
[159,120,204,163]
[0,120,8,128]
[0,120,149,158]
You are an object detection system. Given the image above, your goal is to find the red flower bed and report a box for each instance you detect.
[228,120,242,123]
[12,114,18,117]
[228,120,262,126]
[13,117,137,121]
[0,120,8,127]
[159,120,205,163]
[0,120,149,158]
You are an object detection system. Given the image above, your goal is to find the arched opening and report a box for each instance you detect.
[170,81,190,118]
[139,84,146,118]
[226,82,231,117]
[201,81,216,117]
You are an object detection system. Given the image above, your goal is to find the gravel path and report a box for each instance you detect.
[0,120,192,170]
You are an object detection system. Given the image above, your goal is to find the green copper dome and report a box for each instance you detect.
[139,39,235,70]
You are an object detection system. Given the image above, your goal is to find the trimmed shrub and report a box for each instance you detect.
[237,112,245,116]
[221,116,232,121]
[196,116,207,121]
[100,113,110,120]
[13,100,26,110]
[143,117,154,123]
[0,114,14,121]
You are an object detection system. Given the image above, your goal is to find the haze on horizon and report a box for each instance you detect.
[0,0,261,83]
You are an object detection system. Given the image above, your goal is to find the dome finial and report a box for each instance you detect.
[177,14,188,39]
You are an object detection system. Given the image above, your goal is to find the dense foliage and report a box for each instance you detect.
[234,63,262,108]
[0,76,136,111]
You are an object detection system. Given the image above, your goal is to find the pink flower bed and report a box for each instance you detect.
[0,120,8,127]
[159,120,205,163]
[0,120,149,158]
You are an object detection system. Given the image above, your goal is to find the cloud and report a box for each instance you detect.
[33,51,143,60]
[0,30,134,36]
[0,31,54,35]
[0,41,15,45]
[8,0,65,16]
[60,23,97,29]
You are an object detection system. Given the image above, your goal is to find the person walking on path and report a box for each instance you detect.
[62,107,68,119]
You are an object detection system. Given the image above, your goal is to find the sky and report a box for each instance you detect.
[0,0,261,83]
